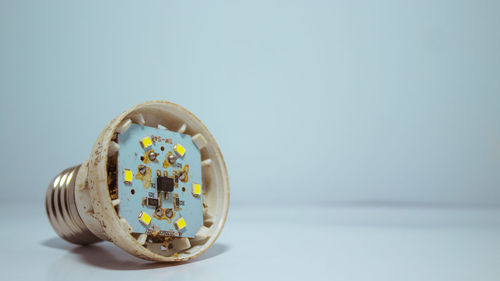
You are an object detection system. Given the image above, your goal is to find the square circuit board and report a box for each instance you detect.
[117,124,203,238]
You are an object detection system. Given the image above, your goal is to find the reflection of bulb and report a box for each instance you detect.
[45,101,229,262]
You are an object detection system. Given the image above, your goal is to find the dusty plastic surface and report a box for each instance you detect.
[46,101,230,262]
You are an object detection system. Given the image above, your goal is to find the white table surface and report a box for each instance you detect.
[1,201,499,281]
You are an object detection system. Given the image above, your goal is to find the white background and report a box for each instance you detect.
[1,0,499,206]
[1,1,499,280]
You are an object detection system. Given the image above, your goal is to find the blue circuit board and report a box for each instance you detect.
[117,124,203,238]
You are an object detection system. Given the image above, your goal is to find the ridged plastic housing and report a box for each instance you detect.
[45,101,229,261]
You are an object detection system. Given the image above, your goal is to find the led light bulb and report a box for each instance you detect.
[45,101,229,262]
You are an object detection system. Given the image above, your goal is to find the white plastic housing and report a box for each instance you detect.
[45,101,229,262]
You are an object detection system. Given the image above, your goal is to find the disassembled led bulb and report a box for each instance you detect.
[45,101,229,262]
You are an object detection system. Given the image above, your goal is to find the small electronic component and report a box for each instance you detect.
[168,154,177,164]
[174,217,186,231]
[178,171,187,182]
[157,176,174,192]
[140,136,153,150]
[192,183,201,197]
[123,169,133,184]
[173,144,186,158]
[148,151,158,161]
[174,196,184,209]
[165,208,173,218]
[138,211,152,226]
[143,197,159,207]
[138,165,147,175]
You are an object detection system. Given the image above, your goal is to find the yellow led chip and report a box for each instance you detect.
[173,144,186,157]
[140,136,153,149]
[138,211,152,226]
[174,217,186,230]
[123,169,133,184]
[192,183,202,197]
